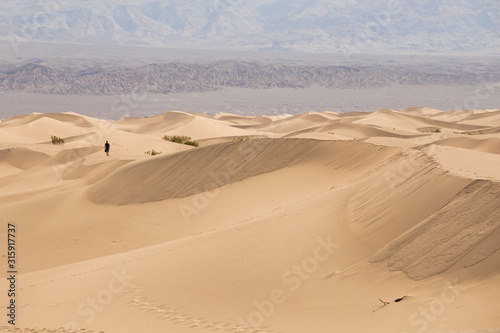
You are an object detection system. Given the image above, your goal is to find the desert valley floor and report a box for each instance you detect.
[1,108,500,333]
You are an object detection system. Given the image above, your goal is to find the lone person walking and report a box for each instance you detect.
[104,141,110,156]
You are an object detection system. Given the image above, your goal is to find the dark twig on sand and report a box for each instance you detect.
[372,296,408,312]
[372,298,390,312]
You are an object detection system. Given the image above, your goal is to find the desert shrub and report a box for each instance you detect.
[163,135,189,143]
[184,140,199,147]
[163,135,199,147]
[232,136,246,144]
[145,149,162,156]
[432,128,441,133]
[51,135,64,145]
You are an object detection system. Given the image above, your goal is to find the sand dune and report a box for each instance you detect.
[247,112,340,134]
[163,114,262,139]
[372,180,500,280]
[1,109,500,333]
[0,117,90,144]
[436,137,500,154]
[0,147,51,170]
[354,108,488,133]
[286,122,420,140]
[348,150,471,241]
[462,110,500,125]
[114,111,195,134]
[87,139,402,205]
[0,112,94,128]
[115,111,259,139]
[214,113,274,126]
[88,139,326,204]
[354,108,430,133]
[423,144,500,182]
[400,107,444,116]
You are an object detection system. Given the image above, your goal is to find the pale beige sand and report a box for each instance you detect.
[0,109,499,333]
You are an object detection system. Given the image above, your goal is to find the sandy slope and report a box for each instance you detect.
[0,109,499,333]
[435,137,500,154]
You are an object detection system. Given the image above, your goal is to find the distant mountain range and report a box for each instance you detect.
[1,0,499,54]
[1,61,499,95]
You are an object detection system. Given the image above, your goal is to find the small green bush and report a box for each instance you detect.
[184,140,199,147]
[51,135,64,145]
[163,135,199,147]
[432,128,441,133]
[145,149,162,156]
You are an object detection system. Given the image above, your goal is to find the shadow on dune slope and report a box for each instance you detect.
[86,138,399,205]
[371,180,500,280]
[0,147,51,170]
